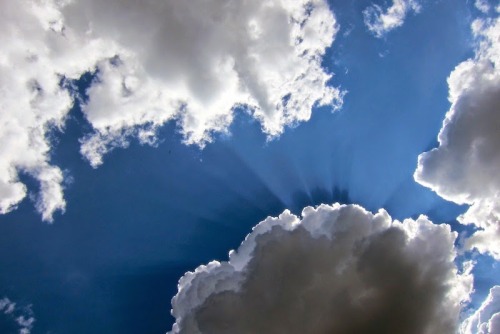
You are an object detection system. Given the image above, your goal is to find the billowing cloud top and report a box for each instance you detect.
[363,0,421,38]
[414,16,500,259]
[169,203,472,334]
[0,0,342,221]
[461,285,500,334]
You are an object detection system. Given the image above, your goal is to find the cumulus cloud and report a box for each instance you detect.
[168,203,473,334]
[0,0,121,221]
[1,2,68,221]
[68,0,343,164]
[414,17,500,259]
[1,0,342,221]
[461,286,500,334]
[0,297,35,334]
[363,0,421,38]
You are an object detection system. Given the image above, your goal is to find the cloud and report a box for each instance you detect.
[414,17,500,259]
[68,0,343,165]
[363,0,421,38]
[0,0,342,221]
[0,0,117,221]
[168,203,473,334]
[0,1,71,221]
[0,298,16,314]
[0,297,35,334]
[475,0,491,14]
[461,286,500,334]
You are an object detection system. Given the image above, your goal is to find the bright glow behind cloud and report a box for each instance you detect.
[169,203,472,334]
[0,0,342,221]
[415,17,500,259]
[363,0,421,38]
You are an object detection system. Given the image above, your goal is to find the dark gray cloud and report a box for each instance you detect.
[169,204,472,334]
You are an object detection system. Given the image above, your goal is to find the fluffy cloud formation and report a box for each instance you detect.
[1,1,72,221]
[70,0,343,165]
[168,203,472,334]
[414,16,500,259]
[363,0,421,37]
[461,286,500,334]
[1,0,342,221]
[0,297,35,334]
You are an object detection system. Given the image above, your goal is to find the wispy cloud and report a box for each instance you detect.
[363,0,421,38]
[0,297,35,334]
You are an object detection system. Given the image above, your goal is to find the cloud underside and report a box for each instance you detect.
[363,0,421,38]
[415,17,500,259]
[0,0,341,221]
[169,203,472,334]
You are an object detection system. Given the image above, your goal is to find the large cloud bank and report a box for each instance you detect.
[461,285,500,334]
[414,16,500,259]
[168,203,472,334]
[0,0,342,221]
[363,0,421,38]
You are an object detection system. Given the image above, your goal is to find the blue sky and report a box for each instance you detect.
[1,0,499,333]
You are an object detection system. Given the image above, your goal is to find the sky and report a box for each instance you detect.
[0,0,499,333]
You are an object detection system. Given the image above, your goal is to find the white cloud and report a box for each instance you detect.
[0,297,16,314]
[68,0,343,165]
[0,0,342,220]
[363,0,421,38]
[461,285,500,334]
[414,17,500,259]
[168,203,473,334]
[0,0,116,221]
[0,297,35,334]
[475,0,491,14]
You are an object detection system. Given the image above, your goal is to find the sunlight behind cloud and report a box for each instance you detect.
[169,203,473,334]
